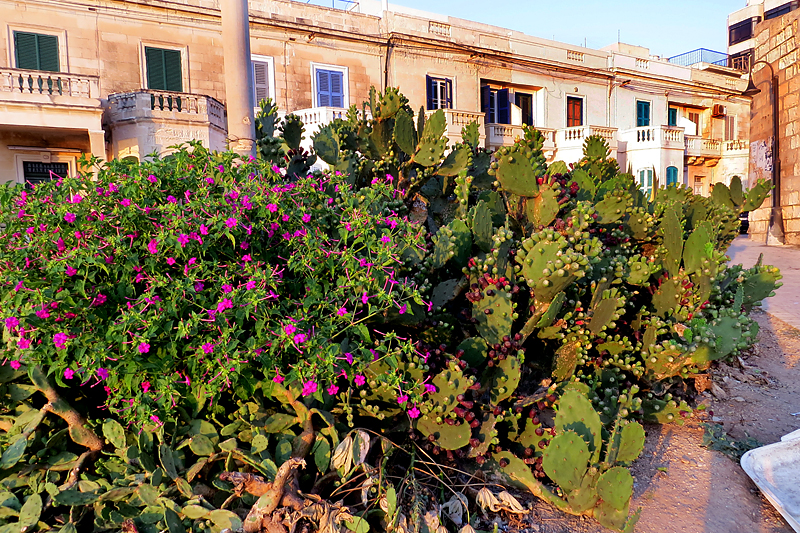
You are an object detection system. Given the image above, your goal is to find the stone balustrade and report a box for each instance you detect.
[0,67,99,99]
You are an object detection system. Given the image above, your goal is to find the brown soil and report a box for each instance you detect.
[501,311,800,533]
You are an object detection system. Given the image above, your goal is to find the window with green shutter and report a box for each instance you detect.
[14,31,60,72]
[145,47,183,92]
[636,100,650,127]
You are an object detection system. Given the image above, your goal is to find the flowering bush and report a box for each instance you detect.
[0,143,426,423]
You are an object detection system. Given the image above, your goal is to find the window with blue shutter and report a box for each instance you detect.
[668,107,678,127]
[480,86,509,124]
[666,166,679,186]
[426,75,453,110]
[636,100,651,127]
[515,92,533,126]
[316,69,344,108]
[14,31,60,72]
[145,47,183,92]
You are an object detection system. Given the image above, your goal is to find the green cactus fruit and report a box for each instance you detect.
[431,278,463,310]
[570,168,596,202]
[627,256,653,286]
[439,146,472,177]
[567,468,600,513]
[729,175,745,206]
[472,283,514,346]
[583,135,611,159]
[743,178,771,212]
[682,226,712,275]
[312,124,340,165]
[413,138,448,167]
[421,109,447,142]
[594,499,631,531]
[542,430,591,492]
[468,413,497,458]
[546,161,570,177]
[377,87,403,118]
[394,109,417,155]
[555,390,602,456]
[553,341,580,381]
[416,416,471,450]
[457,337,488,367]
[594,190,631,224]
[461,121,480,147]
[516,233,587,303]
[280,114,305,151]
[596,466,634,510]
[471,200,494,253]
[428,363,471,414]
[525,183,561,227]
[614,422,646,464]
[490,145,539,196]
[488,355,521,404]
[625,207,654,241]
[711,182,735,209]
[102,419,126,449]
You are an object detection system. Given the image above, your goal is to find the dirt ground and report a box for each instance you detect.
[504,311,800,533]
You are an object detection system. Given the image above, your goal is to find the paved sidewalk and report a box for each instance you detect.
[728,236,800,330]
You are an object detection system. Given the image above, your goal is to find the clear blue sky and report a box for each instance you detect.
[332,0,746,59]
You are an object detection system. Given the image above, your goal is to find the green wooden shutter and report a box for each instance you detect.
[37,34,59,72]
[145,47,165,90]
[14,32,40,70]
[636,101,650,127]
[163,49,182,92]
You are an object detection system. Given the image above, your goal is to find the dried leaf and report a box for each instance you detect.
[496,491,525,514]
[475,487,499,513]
[353,430,370,465]
[441,493,468,526]
[331,435,353,473]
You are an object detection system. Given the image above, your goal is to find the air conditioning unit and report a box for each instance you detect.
[712,104,727,117]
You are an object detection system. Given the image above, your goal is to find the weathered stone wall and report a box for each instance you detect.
[750,12,800,244]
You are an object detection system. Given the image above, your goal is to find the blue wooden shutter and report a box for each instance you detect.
[637,101,650,127]
[498,88,509,124]
[317,69,331,107]
[480,85,491,118]
[445,78,453,109]
[668,107,678,127]
[330,71,344,107]
[426,75,434,110]
[666,166,678,185]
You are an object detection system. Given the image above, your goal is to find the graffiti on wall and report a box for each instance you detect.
[750,139,773,181]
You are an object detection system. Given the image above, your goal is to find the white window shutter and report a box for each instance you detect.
[253,61,270,105]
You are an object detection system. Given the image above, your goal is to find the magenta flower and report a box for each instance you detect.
[147,174,157,184]
[302,381,318,396]
[120,198,131,207]
[225,217,238,228]
[71,194,83,204]
[142,381,151,393]
[242,254,252,262]
[424,383,437,394]
[167,195,177,204]
[17,338,30,350]
[4,317,19,329]
[65,265,77,277]
[201,343,214,355]
[138,342,150,354]
[36,308,50,319]
[222,284,233,294]
[345,352,354,365]
[327,384,339,395]
[267,203,278,213]
[216,298,233,313]
[150,415,161,424]
[200,224,209,235]
[293,333,307,344]
[337,307,347,317]
[362,292,369,305]
[399,303,407,315]
[354,375,366,387]
[96,368,109,380]
[63,368,74,380]
[194,281,204,292]
[64,212,76,223]
[206,177,215,185]
[217,164,224,172]
[284,324,297,336]
[397,394,409,405]
[380,235,391,244]
[166,257,176,266]
[302,213,311,223]
[273,373,285,384]
[246,280,256,290]
[9,361,21,370]
[147,239,158,254]
[407,406,421,419]
[177,234,190,247]
[53,332,69,349]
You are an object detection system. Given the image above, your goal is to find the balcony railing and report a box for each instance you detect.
[0,68,99,99]
[723,139,748,153]
[623,125,684,149]
[292,107,349,132]
[557,125,618,150]
[485,123,525,149]
[685,135,722,158]
[107,90,225,131]
[426,109,485,146]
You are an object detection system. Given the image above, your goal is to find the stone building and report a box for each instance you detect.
[1,0,751,194]
[730,3,800,244]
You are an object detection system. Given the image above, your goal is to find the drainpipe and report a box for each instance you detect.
[220,0,256,158]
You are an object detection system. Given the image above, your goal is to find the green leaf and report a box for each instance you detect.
[188,435,215,457]
[208,509,243,530]
[182,504,210,519]
[345,516,370,533]
[313,437,331,473]
[262,413,297,433]
[159,444,178,480]
[18,493,42,529]
[0,437,27,469]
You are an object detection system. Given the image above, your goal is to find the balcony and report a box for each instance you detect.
[620,125,685,151]
[555,125,618,163]
[106,90,227,159]
[0,68,102,130]
[685,135,722,166]
[485,123,525,151]
[722,139,749,156]
[427,109,486,148]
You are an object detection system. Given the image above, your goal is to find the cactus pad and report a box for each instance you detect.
[555,390,602,455]
[490,145,540,197]
[439,146,472,177]
[594,191,631,224]
[471,200,494,252]
[376,87,404,119]
[394,109,417,155]
[743,179,771,212]
[525,182,561,227]
[553,341,580,381]
[472,283,514,346]
[416,416,471,450]
[280,114,305,151]
[542,430,590,492]
[596,466,633,510]
[614,422,646,464]
[516,232,588,303]
[488,355,521,404]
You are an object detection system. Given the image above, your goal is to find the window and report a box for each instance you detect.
[725,115,737,141]
[252,56,275,107]
[22,161,68,187]
[567,96,583,127]
[14,31,59,72]
[668,107,678,127]
[765,2,798,20]
[515,92,534,126]
[426,76,453,110]
[481,86,508,124]
[145,47,183,92]
[694,176,704,196]
[688,112,701,134]
[729,19,756,45]
[638,169,653,197]
[666,166,679,186]
[312,64,347,108]
[636,100,651,127]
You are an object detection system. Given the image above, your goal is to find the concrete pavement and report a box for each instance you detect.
[728,236,800,330]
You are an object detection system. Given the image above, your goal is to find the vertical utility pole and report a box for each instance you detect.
[221,0,256,158]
